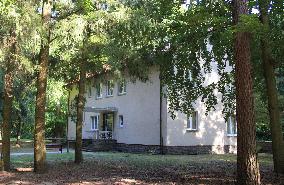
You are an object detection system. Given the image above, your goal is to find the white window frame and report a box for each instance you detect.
[227,116,237,136]
[186,111,198,131]
[96,83,102,99]
[118,79,127,95]
[91,115,99,131]
[119,115,124,128]
[106,80,114,97]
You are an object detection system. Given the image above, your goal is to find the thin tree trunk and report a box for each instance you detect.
[259,0,284,174]
[16,113,22,146]
[75,63,86,164]
[232,0,261,184]
[34,0,52,173]
[1,28,17,171]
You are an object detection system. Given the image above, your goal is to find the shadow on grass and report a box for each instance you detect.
[2,152,282,185]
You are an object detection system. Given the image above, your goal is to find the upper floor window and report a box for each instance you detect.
[88,86,92,97]
[106,80,114,96]
[91,115,99,130]
[187,111,198,131]
[118,79,127,95]
[96,83,102,99]
[227,115,237,136]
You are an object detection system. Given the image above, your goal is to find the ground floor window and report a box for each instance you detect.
[187,111,198,131]
[91,115,99,130]
[119,115,124,127]
[227,116,237,136]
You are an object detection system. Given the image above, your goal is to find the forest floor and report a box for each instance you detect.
[0,151,284,185]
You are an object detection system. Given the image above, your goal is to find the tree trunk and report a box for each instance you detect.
[16,114,22,146]
[75,63,86,164]
[1,29,17,171]
[232,0,261,184]
[34,0,52,173]
[259,0,284,174]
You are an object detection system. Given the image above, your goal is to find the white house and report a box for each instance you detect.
[67,66,237,154]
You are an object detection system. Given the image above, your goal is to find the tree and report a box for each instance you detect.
[0,0,36,171]
[107,0,262,183]
[51,0,123,163]
[1,28,17,171]
[258,0,284,174]
[34,0,52,173]
[232,0,260,184]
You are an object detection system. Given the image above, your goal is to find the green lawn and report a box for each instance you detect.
[10,151,273,169]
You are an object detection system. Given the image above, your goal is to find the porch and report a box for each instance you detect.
[84,106,118,140]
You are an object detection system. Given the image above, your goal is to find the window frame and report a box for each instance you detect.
[119,115,124,128]
[106,80,114,97]
[91,115,99,131]
[96,83,103,99]
[227,116,237,136]
[118,79,127,95]
[186,111,198,131]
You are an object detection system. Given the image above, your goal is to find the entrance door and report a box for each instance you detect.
[101,113,114,139]
[103,113,114,131]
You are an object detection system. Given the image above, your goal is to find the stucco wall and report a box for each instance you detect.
[67,63,237,152]
[164,99,237,153]
[68,68,161,145]
[163,62,237,153]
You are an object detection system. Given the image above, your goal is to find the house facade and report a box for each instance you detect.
[67,67,237,154]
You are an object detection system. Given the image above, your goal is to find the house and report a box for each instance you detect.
[67,66,237,154]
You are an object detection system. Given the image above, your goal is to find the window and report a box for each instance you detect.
[96,83,102,99]
[119,115,124,127]
[91,115,99,130]
[227,116,237,136]
[106,80,114,96]
[100,3,108,11]
[187,111,198,131]
[88,86,92,97]
[118,79,127,95]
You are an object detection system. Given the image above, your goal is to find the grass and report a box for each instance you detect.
[10,151,273,169]
[3,152,282,185]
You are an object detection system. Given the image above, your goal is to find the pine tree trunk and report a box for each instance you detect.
[1,29,17,171]
[259,0,284,174]
[75,64,86,164]
[232,0,261,184]
[34,0,52,173]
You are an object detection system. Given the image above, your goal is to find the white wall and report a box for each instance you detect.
[68,68,161,145]
[163,61,237,153]
[67,63,237,152]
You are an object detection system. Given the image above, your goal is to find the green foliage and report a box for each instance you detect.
[45,79,68,138]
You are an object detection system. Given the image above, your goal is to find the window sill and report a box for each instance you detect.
[86,130,99,132]
[186,129,198,132]
[227,134,237,137]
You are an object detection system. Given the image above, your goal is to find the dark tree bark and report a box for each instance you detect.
[34,0,52,173]
[232,0,261,184]
[75,63,86,164]
[1,29,17,171]
[259,0,284,174]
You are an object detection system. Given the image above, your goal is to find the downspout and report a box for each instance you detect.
[66,89,71,153]
[159,73,164,155]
